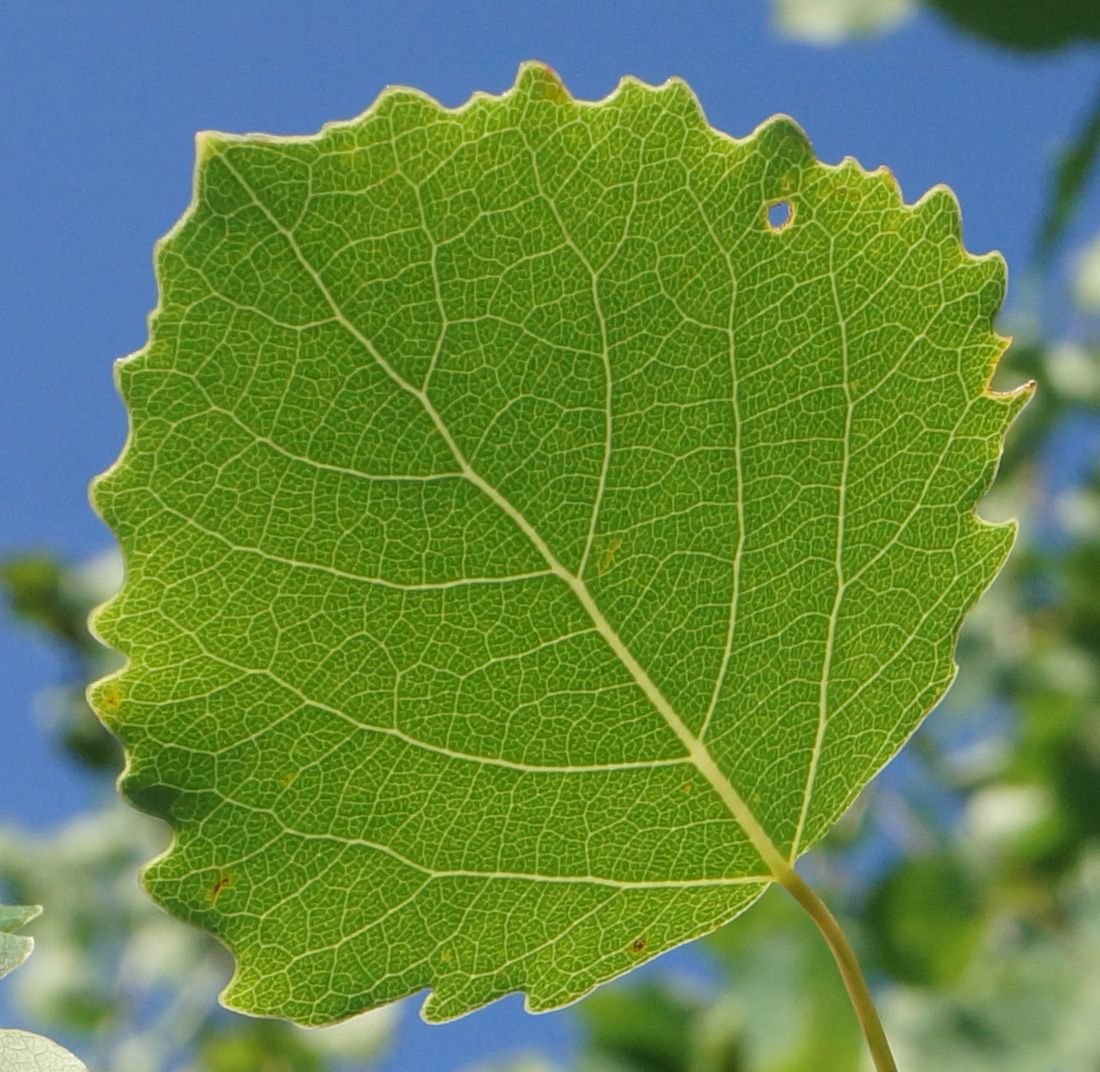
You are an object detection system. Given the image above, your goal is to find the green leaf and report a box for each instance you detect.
[0,906,88,1071]
[0,1031,88,1072]
[0,906,40,981]
[925,0,1100,51]
[866,855,983,986]
[1037,82,1100,266]
[884,854,1100,1071]
[91,63,1028,1025]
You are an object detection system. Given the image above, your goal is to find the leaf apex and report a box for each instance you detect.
[0,906,42,933]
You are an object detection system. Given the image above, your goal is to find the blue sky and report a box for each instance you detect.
[1,3,1097,1068]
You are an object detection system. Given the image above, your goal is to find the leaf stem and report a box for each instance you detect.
[777,866,898,1072]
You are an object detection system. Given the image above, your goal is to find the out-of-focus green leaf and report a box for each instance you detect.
[578,982,704,1072]
[772,0,1100,51]
[866,855,983,985]
[1037,82,1100,265]
[0,906,89,1071]
[707,890,864,1072]
[1,558,92,652]
[772,0,915,44]
[926,0,1100,51]
[1,551,123,771]
[0,1030,88,1072]
[886,854,1100,1070]
[191,1022,326,1072]
[0,906,40,981]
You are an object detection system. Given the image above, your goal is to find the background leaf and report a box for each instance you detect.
[0,1030,88,1072]
[0,907,41,982]
[924,0,1100,52]
[0,906,88,1071]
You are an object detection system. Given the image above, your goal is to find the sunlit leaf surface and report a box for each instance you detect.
[92,63,1026,1025]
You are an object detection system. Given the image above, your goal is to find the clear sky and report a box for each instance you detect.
[1,3,1097,1068]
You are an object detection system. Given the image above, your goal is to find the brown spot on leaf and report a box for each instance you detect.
[209,873,232,903]
[630,936,647,954]
[98,681,121,716]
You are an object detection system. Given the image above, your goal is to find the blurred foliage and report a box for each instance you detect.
[0,905,88,1069]
[1036,82,1100,266]
[0,552,123,771]
[775,0,1100,50]
[885,853,1100,1070]
[925,0,1100,51]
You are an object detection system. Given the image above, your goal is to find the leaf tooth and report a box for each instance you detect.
[514,60,571,104]
[749,112,814,161]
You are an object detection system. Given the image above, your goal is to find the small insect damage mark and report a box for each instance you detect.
[208,873,233,904]
[766,199,794,232]
[629,936,647,955]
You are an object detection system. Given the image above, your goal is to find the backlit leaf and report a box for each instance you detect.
[91,64,1027,1025]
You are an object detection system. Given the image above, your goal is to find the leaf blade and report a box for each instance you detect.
[91,63,1028,1024]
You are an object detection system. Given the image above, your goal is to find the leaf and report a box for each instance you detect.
[865,855,983,986]
[771,0,1100,51]
[0,1031,88,1072]
[925,0,1100,51]
[0,906,88,1071]
[1037,81,1100,266]
[91,63,1028,1026]
[0,906,40,981]
[883,855,1100,1071]
[1,552,124,771]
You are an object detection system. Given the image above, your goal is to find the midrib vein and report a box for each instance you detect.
[219,150,792,885]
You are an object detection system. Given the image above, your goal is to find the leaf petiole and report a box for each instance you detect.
[777,866,898,1072]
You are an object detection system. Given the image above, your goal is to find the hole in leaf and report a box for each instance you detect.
[766,200,793,231]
